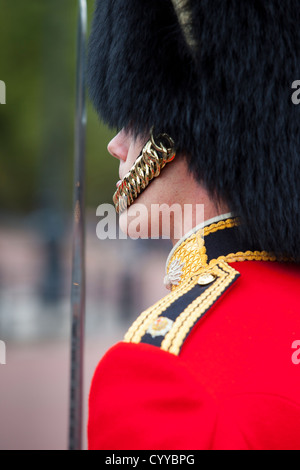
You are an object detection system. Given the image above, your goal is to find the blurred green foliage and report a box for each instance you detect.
[0,0,117,214]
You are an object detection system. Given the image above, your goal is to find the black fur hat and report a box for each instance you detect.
[88,0,300,260]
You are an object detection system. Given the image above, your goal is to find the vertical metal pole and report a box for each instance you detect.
[69,0,87,451]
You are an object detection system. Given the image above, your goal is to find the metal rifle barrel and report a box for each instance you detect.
[69,0,87,451]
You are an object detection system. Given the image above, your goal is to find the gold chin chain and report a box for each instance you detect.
[113,129,176,213]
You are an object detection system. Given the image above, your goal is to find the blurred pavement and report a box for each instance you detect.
[0,216,170,450]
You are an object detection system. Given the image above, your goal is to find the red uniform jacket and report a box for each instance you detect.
[88,218,300,450]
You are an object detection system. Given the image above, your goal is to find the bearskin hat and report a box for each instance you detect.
[87,0,300,260]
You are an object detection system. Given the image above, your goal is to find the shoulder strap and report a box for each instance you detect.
[124,261,240,356]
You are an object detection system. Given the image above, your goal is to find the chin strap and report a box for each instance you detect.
[113,129,176,213]
[69,0,87,451]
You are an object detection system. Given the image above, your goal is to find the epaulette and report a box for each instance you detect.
[124,217,277,356]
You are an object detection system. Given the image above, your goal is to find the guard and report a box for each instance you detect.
[86,0,300,450]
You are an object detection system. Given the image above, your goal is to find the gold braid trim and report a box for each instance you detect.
[161,261,238,355]
[201,218,277,262]
[167,218,280,292]
[123,260,240,355]
[124,217,280,348]
[124,274,200,344]
[167,218,239,289]
[222,251,277,263]
[168,218,239,270]
[203,218,238,236]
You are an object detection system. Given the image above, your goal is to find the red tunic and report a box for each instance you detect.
[88,220,300,450]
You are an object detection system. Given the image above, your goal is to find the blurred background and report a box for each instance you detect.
[0,0,170,450]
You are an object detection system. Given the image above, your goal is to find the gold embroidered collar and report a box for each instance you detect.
[124,215,278,355]
[164,216,276,291]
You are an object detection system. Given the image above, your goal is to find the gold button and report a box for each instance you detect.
[198,273,216,286]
